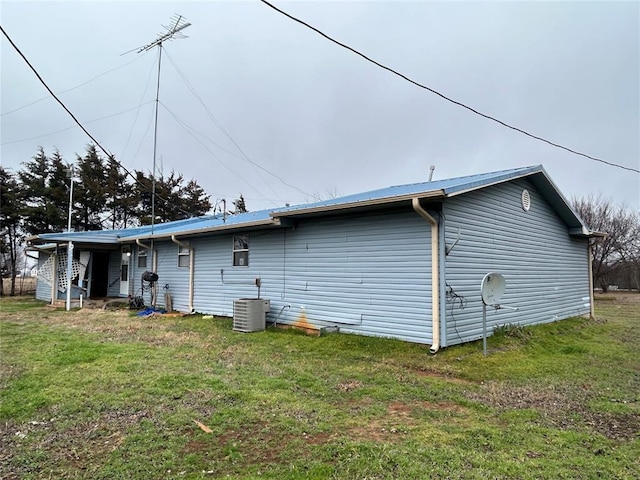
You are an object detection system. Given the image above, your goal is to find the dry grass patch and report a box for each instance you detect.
[466,381,640,440]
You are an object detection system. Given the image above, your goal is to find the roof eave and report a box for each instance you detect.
[126,218,287,242]
[569,227,607,238]
[271,190,446,219]
[443,167,542,197]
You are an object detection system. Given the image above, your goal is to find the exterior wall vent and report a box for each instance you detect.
[521,189,531,211]
[233,299,270,332]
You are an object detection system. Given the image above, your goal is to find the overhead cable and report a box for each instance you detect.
[1,101,155,146]
[259,0,639,175]
[1,53,148,116]
[159,101,278,205]
[0,25,195,219]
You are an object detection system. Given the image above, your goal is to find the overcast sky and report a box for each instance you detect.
[2,1,639,213]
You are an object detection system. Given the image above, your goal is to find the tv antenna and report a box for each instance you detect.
[128,14,191,305]
[136,14,192,53]
[135,14,191,239]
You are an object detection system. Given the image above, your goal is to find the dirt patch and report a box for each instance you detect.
[466,381,640,440]
[183,420,329,468]
[0,408,150,478]
[337,379,363,392]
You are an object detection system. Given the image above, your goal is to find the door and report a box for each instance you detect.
[90,252,110,297]
[120,246,130,296]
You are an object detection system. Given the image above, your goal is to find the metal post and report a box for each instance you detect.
[482,303,487,356]
[151,43,162,239]
[67,174,74,232]
[66,168,74,311]
[66,241,74,311]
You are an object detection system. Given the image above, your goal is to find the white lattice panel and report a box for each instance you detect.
[38,254,56,287]
[56,252,81,292]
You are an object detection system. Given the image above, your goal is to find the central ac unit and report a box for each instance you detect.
[233,298,270,333]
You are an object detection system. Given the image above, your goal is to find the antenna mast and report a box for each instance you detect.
[137,14,191,237]
[134,14,190,306]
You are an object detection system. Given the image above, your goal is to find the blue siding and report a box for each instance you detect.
[152,242,191,311]
[192,232,284,317]
[107,252,122,297]
[190,211,434,344]
[442,179,590,346]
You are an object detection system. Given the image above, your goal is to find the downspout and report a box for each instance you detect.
[412,198,440,354]
[171,235,194,312]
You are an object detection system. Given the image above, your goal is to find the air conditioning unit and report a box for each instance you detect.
[233,298,270,333]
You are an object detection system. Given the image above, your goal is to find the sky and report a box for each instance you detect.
[1,0,639,214]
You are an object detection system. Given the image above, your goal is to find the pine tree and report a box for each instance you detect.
[75,144,107,231]
[105,157,137,229]
[232,194,247,214]
[182,179,212,216]
[48,150,72,231]
[17,147,51,234]
[134,170,211,224]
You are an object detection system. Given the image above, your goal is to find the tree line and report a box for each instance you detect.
[1,148,638,295]
[1,145,248,295]
[572,195,640,293]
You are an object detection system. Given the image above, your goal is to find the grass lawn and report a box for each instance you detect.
[1,293,638,479]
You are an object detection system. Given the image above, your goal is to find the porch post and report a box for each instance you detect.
[66,241,74,311]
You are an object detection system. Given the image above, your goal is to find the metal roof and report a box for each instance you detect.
[130,209,279,240]
[271,165,543,217]
[28,165,593,245]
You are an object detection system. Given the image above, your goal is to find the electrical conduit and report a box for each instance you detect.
[412,198,440,354]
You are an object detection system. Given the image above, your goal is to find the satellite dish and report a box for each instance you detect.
[481,272,506,305]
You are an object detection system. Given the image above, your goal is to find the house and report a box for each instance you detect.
[27,165,598,351]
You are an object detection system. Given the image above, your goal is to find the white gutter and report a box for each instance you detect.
[412,198,441,354]
[136,238,151,250]
[171,235,194,312]
[271,191,445,219]
[132,218,282,242]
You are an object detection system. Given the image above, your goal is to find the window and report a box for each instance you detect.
[137,248,148,268]
[233,235,249,266]
[178,244,191,268]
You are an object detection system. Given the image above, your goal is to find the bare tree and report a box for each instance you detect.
[572,195,640,292]
[1,166,24,296]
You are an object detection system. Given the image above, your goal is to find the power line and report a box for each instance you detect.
[0,24,195,219]
[259,0,640,175]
